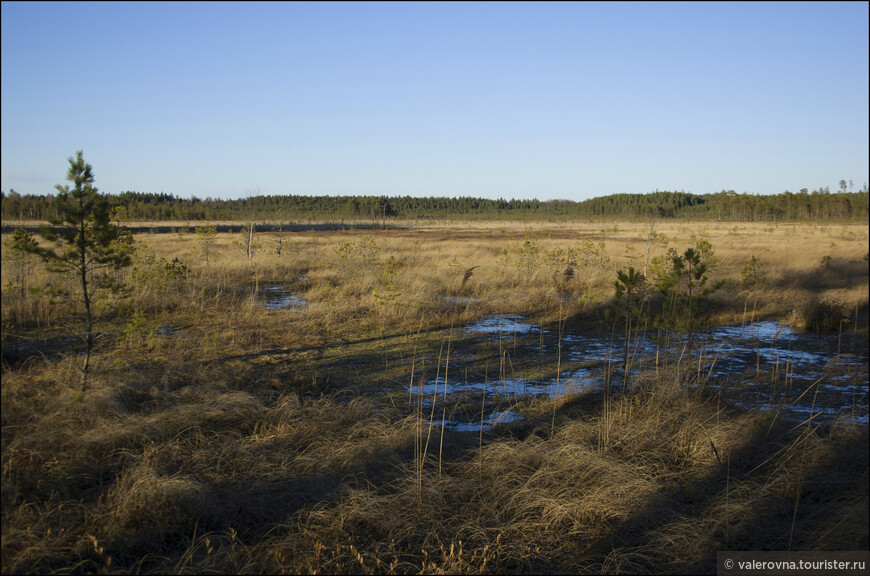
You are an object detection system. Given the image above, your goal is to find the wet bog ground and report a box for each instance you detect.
[403,315,869,431]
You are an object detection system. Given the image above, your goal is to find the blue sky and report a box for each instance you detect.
[2,1,868,201]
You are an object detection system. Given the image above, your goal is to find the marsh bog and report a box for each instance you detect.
[404,315,868,429]
[3,220,868,574]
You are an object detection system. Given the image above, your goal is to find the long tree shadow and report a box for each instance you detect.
[576,405,869,574]
[97,293,866,573]
[774,256,869,293]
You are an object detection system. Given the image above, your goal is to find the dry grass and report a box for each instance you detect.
[2,220,868,573]
[7,363,863,574]
[4,220,867,333]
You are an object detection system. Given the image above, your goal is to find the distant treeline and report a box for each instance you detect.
[2,187,868,223]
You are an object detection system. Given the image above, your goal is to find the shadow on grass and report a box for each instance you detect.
[774,256,869,293]
[576,405,869,574]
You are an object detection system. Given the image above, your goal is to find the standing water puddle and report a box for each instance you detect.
[262,285,308,311]
[465,314,546,336]
[425,410,523,432]
[411,368,598,401]
[402,316,868,429]
[697,321,867,424]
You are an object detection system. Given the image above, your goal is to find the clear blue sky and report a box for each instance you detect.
[2,1,868,201]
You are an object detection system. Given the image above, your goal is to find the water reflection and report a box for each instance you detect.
[426,410,523,432]
[262,285,308,311]
[465,314,544,336]
[402,317,868,428]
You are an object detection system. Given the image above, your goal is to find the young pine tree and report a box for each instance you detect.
[14,151,134,392]
[614,266,646,390]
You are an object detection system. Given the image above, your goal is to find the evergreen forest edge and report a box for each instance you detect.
[3,187,868,224]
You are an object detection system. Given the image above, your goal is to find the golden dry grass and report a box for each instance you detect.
[2,220,868,573]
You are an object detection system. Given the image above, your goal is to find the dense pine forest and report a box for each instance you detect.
[2,187,868,223]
